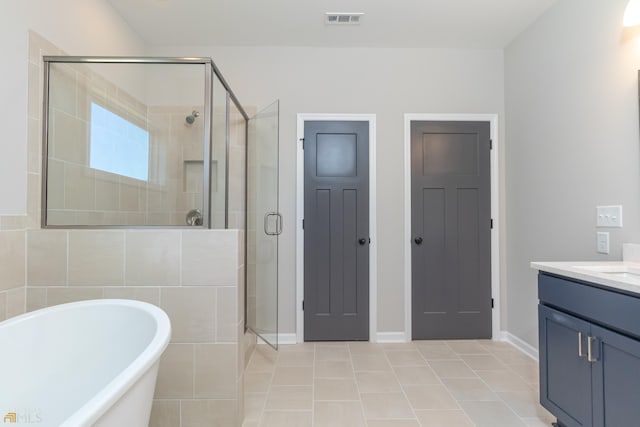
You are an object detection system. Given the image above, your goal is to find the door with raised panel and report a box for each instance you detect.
[303,120,369,341]
[539,305,593,427]
[411,120,491,339]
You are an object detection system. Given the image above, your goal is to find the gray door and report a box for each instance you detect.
[304,121,369,341]
[411,120,491,339]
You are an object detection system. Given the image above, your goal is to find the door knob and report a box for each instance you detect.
[358,238,367,245]
[414,237,423,245]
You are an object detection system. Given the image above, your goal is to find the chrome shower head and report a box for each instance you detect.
[185,110,200,125]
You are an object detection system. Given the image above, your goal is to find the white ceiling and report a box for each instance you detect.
[106,0,560,49]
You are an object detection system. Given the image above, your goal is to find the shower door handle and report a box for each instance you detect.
[264,212,283,236]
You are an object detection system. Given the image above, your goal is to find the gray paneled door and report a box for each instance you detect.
[411,120,491,340]
[304,121,369,341]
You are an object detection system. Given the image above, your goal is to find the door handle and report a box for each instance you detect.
[578,332,584,358]
[264,212,283,236]
[358,238,367,245]
[587,336,598,362]
[414,237,423,245]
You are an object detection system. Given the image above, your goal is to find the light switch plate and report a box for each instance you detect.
[596,205,623,228]
[597,232,610,254]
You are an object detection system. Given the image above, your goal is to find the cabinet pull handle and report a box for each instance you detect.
[587,336,598,362]
[578,332,584,358]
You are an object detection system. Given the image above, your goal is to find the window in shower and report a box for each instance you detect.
[89,102,150,182]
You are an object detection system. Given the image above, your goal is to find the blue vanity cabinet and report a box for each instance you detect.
[539,304,593,427]
[538,272,640,427]
[590,324,640,427]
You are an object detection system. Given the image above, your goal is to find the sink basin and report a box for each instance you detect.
[574,265,640,278]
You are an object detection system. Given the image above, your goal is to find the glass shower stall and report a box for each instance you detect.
[41,56,280,348]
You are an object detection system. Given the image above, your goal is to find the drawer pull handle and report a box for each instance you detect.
[578,332,584,358]
[587,336,598,362]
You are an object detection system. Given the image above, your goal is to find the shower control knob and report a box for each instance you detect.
[414,237,423,245]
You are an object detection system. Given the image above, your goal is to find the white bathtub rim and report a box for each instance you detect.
[2,299,171,427]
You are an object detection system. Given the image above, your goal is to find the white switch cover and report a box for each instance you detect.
[597,232,610,254]
[596,205,623,228]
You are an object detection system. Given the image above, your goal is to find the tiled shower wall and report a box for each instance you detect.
[26,229,246,426]
[0,31,251,426]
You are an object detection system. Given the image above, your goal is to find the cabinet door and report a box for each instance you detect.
[539,305,593,427]
[590,324,640,427]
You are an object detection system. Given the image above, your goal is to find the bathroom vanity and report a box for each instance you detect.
[531,261,640,427]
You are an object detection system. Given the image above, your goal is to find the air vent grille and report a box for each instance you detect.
[325,13,364,25]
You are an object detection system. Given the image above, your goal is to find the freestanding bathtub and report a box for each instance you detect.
[0,299,171,427]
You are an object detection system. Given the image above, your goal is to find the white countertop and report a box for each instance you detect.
[531,261,640,296]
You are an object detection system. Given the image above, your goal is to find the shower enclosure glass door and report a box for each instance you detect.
[247,101,280,349]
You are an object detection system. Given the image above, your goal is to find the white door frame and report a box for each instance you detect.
[404,113,501,341]
[296,114,377,343]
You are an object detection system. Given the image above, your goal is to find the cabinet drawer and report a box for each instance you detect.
[539,273,640,339]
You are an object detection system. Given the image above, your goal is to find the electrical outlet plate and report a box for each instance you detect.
[596,205,623,228]
[597,232,610,254]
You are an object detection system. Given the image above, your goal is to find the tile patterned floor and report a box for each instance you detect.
[243,340,556,427]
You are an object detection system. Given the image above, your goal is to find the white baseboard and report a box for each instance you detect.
[257,333,297,346]
[374,332,409,343]
[499,331,539,361]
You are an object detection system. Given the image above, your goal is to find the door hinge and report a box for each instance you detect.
[302,300,305,311]
[489,139,493,150]
[300,137,305,149]
[302,219,304,229]
[490,219,494,229]
[491,298,494,308]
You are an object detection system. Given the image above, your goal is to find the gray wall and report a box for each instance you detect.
[505,0,640,347]
[150,45,506,337]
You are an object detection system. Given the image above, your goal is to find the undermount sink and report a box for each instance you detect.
[574,265,640,278]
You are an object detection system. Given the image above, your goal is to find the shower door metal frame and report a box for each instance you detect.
[41,56,249,229]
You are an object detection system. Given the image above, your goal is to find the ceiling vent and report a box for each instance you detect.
[325,13,364,25]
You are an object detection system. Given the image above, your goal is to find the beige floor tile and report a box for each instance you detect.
[361,392,414,419]
[367,420,420,427]
[314,401,366,427]
[265,385,313,410]
[315,360,355,378]
[314,378,360,401]
[460,354,506,370]
[355,371,402,393]
[352,354,392,371]
[414,410,474,427]
[242,420,259,427]
[491,349,535,365]
[446,341,490,355]
[508,362,540,384]
[244,393,267,421]
[247,348,278,373]
[441,378,499,401]
[381,342,417,350]
[245,372,273,393]
[428,360,478,379]
[459,400,527,427]
[522,415,557,426]
[416,344,460,360]
[475,370,532,392]
[278,343,315,352]
[349,341,386,354]
[277,351,315,366]
[316,346,350,361]
[259,411,312,427]
[497,390,554,419]
[271,366,313,386]
[477,340,516,351]
[316,341,349,348]
[386,350,427,366]
[403,384,460,410]
[393,366,440,385]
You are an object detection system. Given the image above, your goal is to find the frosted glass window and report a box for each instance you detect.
[316,133,357,177]
[90,103,149,181]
